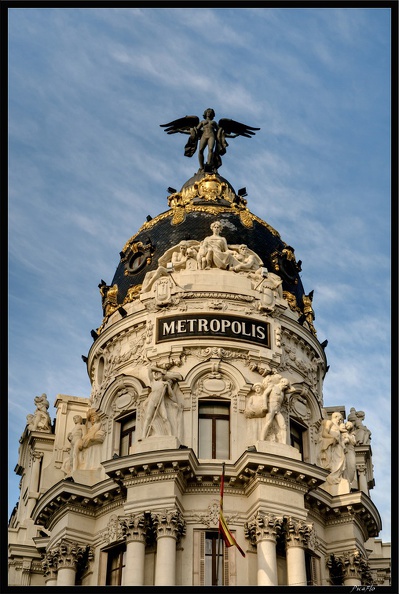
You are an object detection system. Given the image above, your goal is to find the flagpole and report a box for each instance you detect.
[216,462,225,586]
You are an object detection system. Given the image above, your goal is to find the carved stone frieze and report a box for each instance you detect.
[184,345,250,364]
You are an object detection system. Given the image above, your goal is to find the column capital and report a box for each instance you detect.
[329,548,372,583]
[53,539,93,572]
[356,463,367,474]
[121,512,148,544]
[42,550,59,582]
[245,512,284,545]
[30,449,44,463]
[285,517,313,549]
[152,509,186,543]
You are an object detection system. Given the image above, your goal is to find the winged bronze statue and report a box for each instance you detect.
[160,108,260,172]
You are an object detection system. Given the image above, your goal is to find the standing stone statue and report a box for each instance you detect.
[259,374,293,443]
[141,367,183,439]
[317,412,348,484]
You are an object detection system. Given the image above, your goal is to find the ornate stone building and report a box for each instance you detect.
[8,119,391,586]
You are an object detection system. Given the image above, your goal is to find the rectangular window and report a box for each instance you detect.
[198,402,230,459]
[290,418,306,455]
[306,551,322,585]
[106,544,126,585]
[119,414,136,456]
[193,530,233,586]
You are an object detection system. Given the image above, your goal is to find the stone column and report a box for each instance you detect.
[245,513,283,586]
[121,513,148,586]
[26,451,43,516]
[21,559,32,586]
[153,509,186,586]
[285,518,312,586]
[42,550,58,586]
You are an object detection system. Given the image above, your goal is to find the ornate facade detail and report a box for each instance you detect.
[301,291,317,335]
[111,385,139,417]
[192,501,220,527]
[152,509,186,543]
[245,512,284,545]
[101,514,125,545]
[283,291,301,314]
[184,345,250,364]
[98,281,119,317]
[195,372,234,400]
[285,517,313,548]
[271,246,302,285]
[280,329,321,391]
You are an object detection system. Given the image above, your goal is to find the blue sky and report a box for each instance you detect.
[8,6,393,542]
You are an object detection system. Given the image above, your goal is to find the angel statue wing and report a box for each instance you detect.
[218,119,260,138]
[160,116,200,135]
[160,115,200,158]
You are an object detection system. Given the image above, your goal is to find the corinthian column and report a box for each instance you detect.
[153,509,186,586]
[245,513,283,586]
[121,513,148,586]
[285,518,312,586]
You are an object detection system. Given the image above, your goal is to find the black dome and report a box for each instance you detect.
[108,171,305,311]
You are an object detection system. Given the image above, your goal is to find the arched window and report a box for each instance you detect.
[198,401,230,459]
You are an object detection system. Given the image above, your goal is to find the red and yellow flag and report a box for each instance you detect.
[218,463,246,557]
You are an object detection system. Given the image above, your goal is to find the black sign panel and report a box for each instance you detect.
[156,314,270,348]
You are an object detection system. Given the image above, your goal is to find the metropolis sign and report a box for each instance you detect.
[156,314,270,348]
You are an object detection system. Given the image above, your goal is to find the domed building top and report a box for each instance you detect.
[98,169,308,335]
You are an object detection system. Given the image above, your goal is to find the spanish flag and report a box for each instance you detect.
[218,463,246,557]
